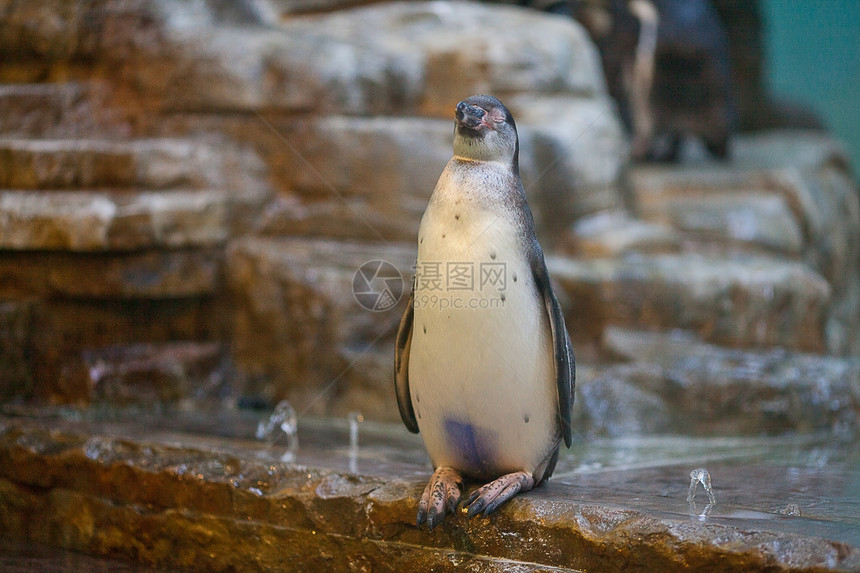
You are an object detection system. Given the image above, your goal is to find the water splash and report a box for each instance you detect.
[348,411,364,474]
[687,467,716,519]
[779,503,802,517]
[256,400,298,462]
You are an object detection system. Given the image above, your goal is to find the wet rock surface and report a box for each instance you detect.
[627,132,860,356]
[0,538,170,573]
[226,236,416,417]
[550,252,832,352]
[575,328,860,436]
[0,413,858,572]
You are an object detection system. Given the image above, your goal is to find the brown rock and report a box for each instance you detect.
[255,194,423,243]
[0,0,87,61]
[0,302,33,402]
[264,0,388,18]
[575,363,674,436]
[510,94,629,233]
[0,82,130,138]
[639,190,804,254]
[577,327,860,435]
[0,190,231,251]
[77,342,228,405]
[0,250,221,299]
[629,130,860,354]
[0,138,224,190]
[0,419,858,571]
[259,115,450,242]
[548,252,831,352]
[629,132,858,271]
[3,1,608,120]
[135,1,608,117]
[562,210,680,258]
[227,237,415,419]
[260,99,626,242]
[29,298,222,403]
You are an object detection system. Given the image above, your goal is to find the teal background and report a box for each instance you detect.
[763,0,860,175]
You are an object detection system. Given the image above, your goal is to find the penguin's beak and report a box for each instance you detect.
[456,101,488,131]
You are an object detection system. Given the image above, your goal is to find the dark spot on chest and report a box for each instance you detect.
[455,214,460,221]
[422,324,427,334]
[513,273,518,283]
[523,413,530,423]
[490,251,496,260]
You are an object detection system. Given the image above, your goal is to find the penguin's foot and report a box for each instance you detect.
[417,467,463,531]
[463,471,535,518]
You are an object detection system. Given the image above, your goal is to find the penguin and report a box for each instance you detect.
[394,95,575,530]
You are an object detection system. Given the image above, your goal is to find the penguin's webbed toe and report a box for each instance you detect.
[417,467,463,530]
[463,471,535,518]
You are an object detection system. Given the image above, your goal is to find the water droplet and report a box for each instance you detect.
[687,467,716,519]
[349,411,364,474]
[256,400,299,461]
[779,503,802,517]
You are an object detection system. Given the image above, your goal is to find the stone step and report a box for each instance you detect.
[574,327,860,436]
[227,236,417,420]
[75,341,229,406]
[259,94,625,244]
[547,252,832,353]
[0,301,32,401]
[0,249,221,299]
[160,2,606,115]
[559,210,681,258]
[635,188,805,256]
[1,336,230,405]
[0,138,223,190]
[1,417,858,571]
[0,189,237,251]
[629,131,859,266]
[27,297,223,403]
[0,82,129,138]
[626,131,860,357]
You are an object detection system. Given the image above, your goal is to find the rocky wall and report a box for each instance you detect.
[0,0,857,436]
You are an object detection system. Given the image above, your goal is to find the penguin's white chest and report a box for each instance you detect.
[408,174,558,480]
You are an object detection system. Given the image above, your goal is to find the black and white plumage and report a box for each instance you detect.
[394,95,575,530]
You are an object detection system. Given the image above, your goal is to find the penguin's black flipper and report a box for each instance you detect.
[394,289,419,433]
[528,242,575,448]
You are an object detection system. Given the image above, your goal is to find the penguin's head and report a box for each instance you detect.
[452,94,519,174]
